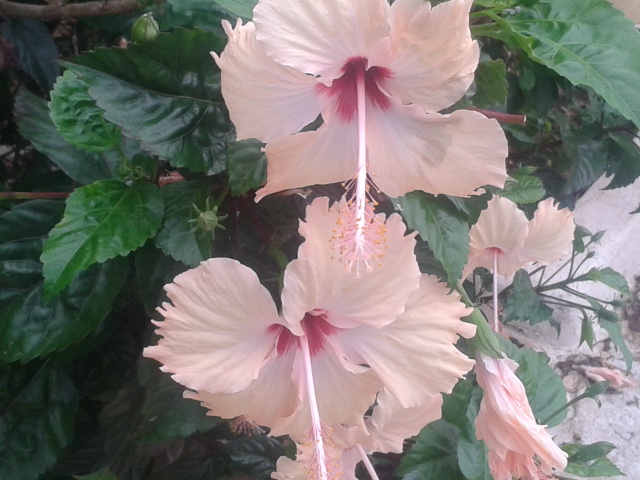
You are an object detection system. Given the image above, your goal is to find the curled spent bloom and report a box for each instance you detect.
[463,196,575,280]
[580,365,637,389]
[474,354,568,480]
[144,196,474,478]
[214,0,508,268]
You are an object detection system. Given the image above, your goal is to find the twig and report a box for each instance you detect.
[468,107,527,125]
[0,0,162,21]
[0,191,70,199]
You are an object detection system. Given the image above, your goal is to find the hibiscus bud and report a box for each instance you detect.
[189,198,227,238]
[131,13,159,43]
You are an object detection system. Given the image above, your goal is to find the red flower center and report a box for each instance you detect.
[316,56,392,123]
[270,311,340,357]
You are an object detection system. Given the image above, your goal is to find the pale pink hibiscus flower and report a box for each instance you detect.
[214,0,508,269]
[144,196,474,479]
[474,354,568,480]
[463,196,575,280]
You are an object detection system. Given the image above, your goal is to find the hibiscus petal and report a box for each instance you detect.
[214,20,321,142]
[253,0,390,79]
[374,0,479,112]
[366,389,443,453]
[464,196,530,279]
[366,105,508,198]
[184,349,301,432]
[255,119,358,201]
[331,275,475,407]
[143,258,283,393]
[285,348,382,441]
[518,197,575,266]
[281,197,420,332]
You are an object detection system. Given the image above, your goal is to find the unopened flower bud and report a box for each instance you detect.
[131,13,159,43]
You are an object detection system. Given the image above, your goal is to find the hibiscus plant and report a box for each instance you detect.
[0,0,638,479]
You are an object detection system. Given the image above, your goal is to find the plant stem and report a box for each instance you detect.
[0,192,70,200]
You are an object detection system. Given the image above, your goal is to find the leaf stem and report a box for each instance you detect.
[0,191,70,200]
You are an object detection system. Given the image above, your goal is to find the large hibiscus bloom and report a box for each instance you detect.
[214,0,508,201]
[144,197,474,477]
[474,354,568,480]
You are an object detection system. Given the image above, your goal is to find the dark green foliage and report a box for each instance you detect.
[1,0,636,478]
[503,270,554,325]
[14,89,121,185]
[64,29,233,174]
[0,201,128,362]
[41,180,164,296]
[396,192,470,284]
[154,181,213,267]
[0,19,59,91]
[0,362,78,480]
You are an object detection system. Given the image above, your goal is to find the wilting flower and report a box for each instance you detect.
[580,365,637,389]
[214,0,508,263]
[474,354,568,480]
[272,389,444,480]
[144,196,474,477]
[463,196,575,280]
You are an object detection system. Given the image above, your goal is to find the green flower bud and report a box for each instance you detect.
[189,198,227,239]
[131,13,159,43]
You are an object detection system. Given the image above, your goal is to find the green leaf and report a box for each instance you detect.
[504,0,640,129]
[604,133,640,189]
[398,420,465,480]
[457,388,492,480]
[474,0,520,7]
[503,270,554,325]
[49,70,121,153]
[100,358,219,474]
[74,468,120,480]
[135,244,188,316]
[465,309,503,358]
[41,180,163,296]
[572,225,592,254]
[579,312,595,348]
[471,59,508,107]
[0,19,59,91]
[226,139,268,196]
[599,319,633,371]
[396,192,469,284]
[0,200,129,363]
[568,441,616,463]
[214,0,258,18]
[500,340,567,427]
[0,362,78,480]
[64,28,232,173]
[584,267,630,295]
[225,435,284,479]
[559,125,608,195]
[154,181,212,267]
[497,175,545,205]
[564,442,624,477]
[14,88,120,185]
[169,0,257,19]
[137,358,219,443]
